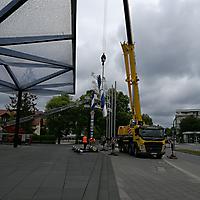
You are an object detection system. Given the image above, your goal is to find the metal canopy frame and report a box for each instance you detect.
[0,0,77,95]
[0,0,77,147]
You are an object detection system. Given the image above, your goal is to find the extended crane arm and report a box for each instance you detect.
[123,0,133,45]
[122,0,142,124]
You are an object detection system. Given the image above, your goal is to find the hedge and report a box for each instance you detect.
[32,135,56,144]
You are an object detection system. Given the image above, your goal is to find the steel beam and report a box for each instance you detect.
[31,82,72,89]
[21,69,71,90]
[0,88,14,93]
[5,62,67,69]
[0,79,17,90]
[28,89,72,95]
[3,65,20,89]
[0,0,28,24]
[0,47,74,69]
[0,34,73,46]
[0,58,21,89]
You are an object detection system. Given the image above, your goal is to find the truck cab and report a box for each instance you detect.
[118,125,166,158]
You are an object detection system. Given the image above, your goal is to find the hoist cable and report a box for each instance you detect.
[102,0,108,53]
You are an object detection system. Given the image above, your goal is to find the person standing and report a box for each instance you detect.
[82,135,87,150]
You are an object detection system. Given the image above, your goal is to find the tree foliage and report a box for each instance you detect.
[142,114,153,125]
[116,91,132,132]
[45,94,73,143]
[45,93,71,110]
[165,127,172,136]
[6,92,38,134]
[180,116,200,133]
[45,89,154,141]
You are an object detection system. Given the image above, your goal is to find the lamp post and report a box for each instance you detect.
[171,116,177,158]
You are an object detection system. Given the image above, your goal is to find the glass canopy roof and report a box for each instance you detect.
[0,0,77,95]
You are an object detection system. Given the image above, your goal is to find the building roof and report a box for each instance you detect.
[176,109,200,112]
[0,109,11,117]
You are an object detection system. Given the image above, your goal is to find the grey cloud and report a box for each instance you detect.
[1,0,200,128]
[134,0,200,80]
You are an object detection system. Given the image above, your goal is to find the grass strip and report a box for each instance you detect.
[176,148,200,156]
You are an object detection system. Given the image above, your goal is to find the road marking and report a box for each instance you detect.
[164,159,200,183]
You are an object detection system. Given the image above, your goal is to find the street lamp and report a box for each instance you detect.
[171,116,177,158]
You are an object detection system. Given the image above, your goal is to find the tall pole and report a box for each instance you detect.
[106,91,109,138]
[172,117,177,152]
[109,88,112,139]
[113,81,117,137]
[101,53,106,139]
[170,116,177,159]
[111,85,113,138]
[107,91,109,138]
[90,110,95,138]
[14,90,22,148]
[106,112,108,138]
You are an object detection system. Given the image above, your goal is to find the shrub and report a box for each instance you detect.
[32,134,56,144]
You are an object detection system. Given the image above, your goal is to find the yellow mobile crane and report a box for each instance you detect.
[117,0,166,158]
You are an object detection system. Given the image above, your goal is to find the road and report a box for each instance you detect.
[0,144,120,200]
[0,144,199,200]
[110,147,200,200]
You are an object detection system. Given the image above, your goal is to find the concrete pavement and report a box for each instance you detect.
[0,144,120,200]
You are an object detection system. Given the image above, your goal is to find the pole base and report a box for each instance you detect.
[168,154,177,159]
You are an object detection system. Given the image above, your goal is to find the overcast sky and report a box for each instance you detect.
[76,0,200,128]
[1,0,200,128]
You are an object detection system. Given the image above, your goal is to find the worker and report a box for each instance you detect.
[89,137,96,145]
[169,139,177,159]
[82,135,88,150]
[111,138,115,154]
[109,138,118,156]
[101,136,106,150]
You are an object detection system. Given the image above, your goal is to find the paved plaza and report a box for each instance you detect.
[0,144,120,200]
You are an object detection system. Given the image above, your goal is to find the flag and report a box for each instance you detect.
[101,90,107,117]
[91,91,96,110]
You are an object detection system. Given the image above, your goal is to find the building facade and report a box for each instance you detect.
[175,109,200,143]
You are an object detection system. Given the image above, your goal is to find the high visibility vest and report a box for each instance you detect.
[82,136,87,144]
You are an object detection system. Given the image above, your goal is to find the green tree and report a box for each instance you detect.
[45,93,71,110]
[165,127,172,136]
[77,90,102,139]
[45,93,73,144]
[179,116,200,142]
[142,114,153,125]
[6,92,38,134]
[116,91,132,132]
[180,116,200,132]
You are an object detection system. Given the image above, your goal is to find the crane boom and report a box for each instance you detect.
[123,0,133,45]
[122,0,142,124]
[117,0,166,158]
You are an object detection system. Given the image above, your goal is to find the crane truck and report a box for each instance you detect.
[117,0,166,158]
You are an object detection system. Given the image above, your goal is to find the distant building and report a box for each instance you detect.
[0,109,12,126]
[175,109,200,143]
[0,109,45,135]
